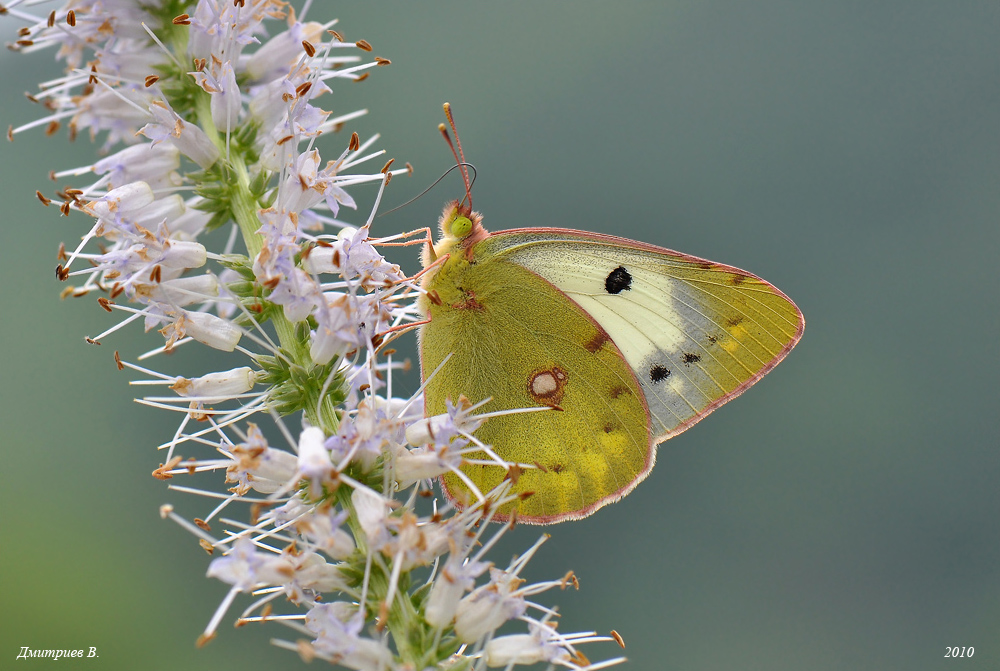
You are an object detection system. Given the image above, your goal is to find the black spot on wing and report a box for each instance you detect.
[605,266,632,294]
[682,352,701,365]
[650,365,670,383]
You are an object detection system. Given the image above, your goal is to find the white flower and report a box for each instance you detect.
[140,100,220,169]
[425,552,492,629]
[170,367,257,399]
[75,86,156,148]
[159,309,241,351]
[225,425,298,495]
[394,443,465,488]
[280,550,349,603]
[326,400,404,472]
[297,426,335,497]
[81,181,155,223]
[295,506,356,561]
[93,143,181,190]
[454,568,529,643]
[405,395,485,447]
[351,486,391,550]
[138,274,219,307]
[130,195,187,231]
[485,622,571,668]
[191,61,242,133]
[279,149,357,217]
[253,208,323,322]
[336,226,405,288]
[206,538,288,591]
[304,602,393,671]
[245,21,325,82]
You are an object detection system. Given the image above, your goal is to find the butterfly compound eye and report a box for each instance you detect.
[450,215,473,239]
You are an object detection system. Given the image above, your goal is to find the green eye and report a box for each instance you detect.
[450,216,473,238]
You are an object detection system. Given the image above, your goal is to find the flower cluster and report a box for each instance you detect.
[5,1,627,668]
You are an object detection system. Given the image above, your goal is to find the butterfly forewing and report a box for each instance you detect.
[483,229,805,441]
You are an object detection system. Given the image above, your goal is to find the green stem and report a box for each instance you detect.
[193,96,339,433]
[334,488,427,665]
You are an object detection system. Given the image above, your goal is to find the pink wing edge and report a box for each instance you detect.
[425,227,806,525]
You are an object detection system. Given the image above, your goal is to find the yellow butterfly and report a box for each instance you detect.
[417,106,804,524]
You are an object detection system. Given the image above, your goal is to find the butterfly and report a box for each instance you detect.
[416,106,804,524]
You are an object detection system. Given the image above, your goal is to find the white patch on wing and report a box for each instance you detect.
[509,248,687,368]
[571,288,686,364]
[531,372,558,394]
[499,238,733,437]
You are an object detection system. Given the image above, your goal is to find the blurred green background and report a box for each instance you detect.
[1,2,998,670]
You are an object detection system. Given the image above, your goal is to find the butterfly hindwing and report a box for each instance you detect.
[420,251,653,523]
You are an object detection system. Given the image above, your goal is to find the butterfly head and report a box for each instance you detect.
[434,198,488,255]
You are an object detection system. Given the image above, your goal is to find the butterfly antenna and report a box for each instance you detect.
[440,102,473,209]
[378,163,477,217]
